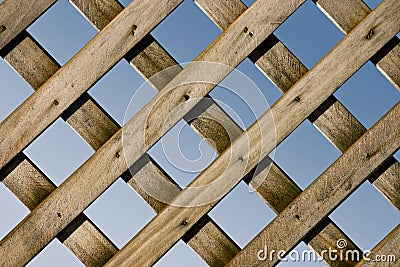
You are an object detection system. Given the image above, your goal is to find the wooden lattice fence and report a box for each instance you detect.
[0,0,399,266]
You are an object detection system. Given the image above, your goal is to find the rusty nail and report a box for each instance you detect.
[0,25,6,33]
[243,27,248,33]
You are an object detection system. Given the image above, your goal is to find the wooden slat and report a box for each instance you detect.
[192,103,362,266]
[354,224,400,267]
[316,0,400,91]
[63,220,118,267]
[1,4,238,266]
[71,0,182,90]
[0,0,305,265]
[2,158,54,211]
[2,31,60,89]
[0,0,56,50]
[0,0,183,169]
[104,2,400,266]
[228,102,400,266]
[196,0,400,210]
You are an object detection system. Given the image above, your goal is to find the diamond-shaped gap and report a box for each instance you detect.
[88,59,154,126]
[330,181,400,251]
[26,239,84,267]
[0,57,34,122]
[275,242,327,266]
[272,120,341,190]
[334,62,400,129]
[151,0,221,64]
[209,181,276,248]
[24,118,94,186]
[154,240,207,267]
[0,183,29,239]
[274,0,343,69]
[209,59,278,130]
[363,0,382,9]
[27,0,97,65]
[148,119,217,188]
[84,178,155,249]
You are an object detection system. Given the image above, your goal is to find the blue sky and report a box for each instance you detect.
[0,0,399,266]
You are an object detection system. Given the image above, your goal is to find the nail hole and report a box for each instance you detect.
[366,28,374,39]
[181,220,188,226]
[183,94,190,101]
[116,152,120,158]
[54,100,59,106]
[0,25,6,33]
[295,215,300,220]
[131,25,137,35]
[294,96,301,102]
[238,156,244,162]
[243,27,248,33]
[57,212,62,218]
[366,152,370,159]
[249,32,254,37]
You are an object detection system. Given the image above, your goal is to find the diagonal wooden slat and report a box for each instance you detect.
[0,0,56,50]
[1,22,238,267]
[228,102,400,266]
[315,0,400,92]
[104,1,400,265]
[0,0,305,265]
[1,3,241,266]
[0,0,183,169]
[196,0,400,211]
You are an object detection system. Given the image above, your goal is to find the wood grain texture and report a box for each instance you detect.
[71,0,182,90]
[197,0,400,212]
[354,224,400,267]
[105,2,399,266]
[2,159,54,210]
[70,0,122,30]
[2,32,60,89]
[0,0,183,169]
[316,0,400,91]
[228,102,400,266]
[66,99,119,150]
[64,220,118,267]
[0,0,56,50]
[0,0,305,265]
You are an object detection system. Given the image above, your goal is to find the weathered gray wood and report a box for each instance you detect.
[354,224,400,267]
[228,102,400,266]
[0,0,183,169]
[104,2,400,266]
[0,0,305,265]
[196,0,400,210]
[316,0,400,91]
[0,0,56,50]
